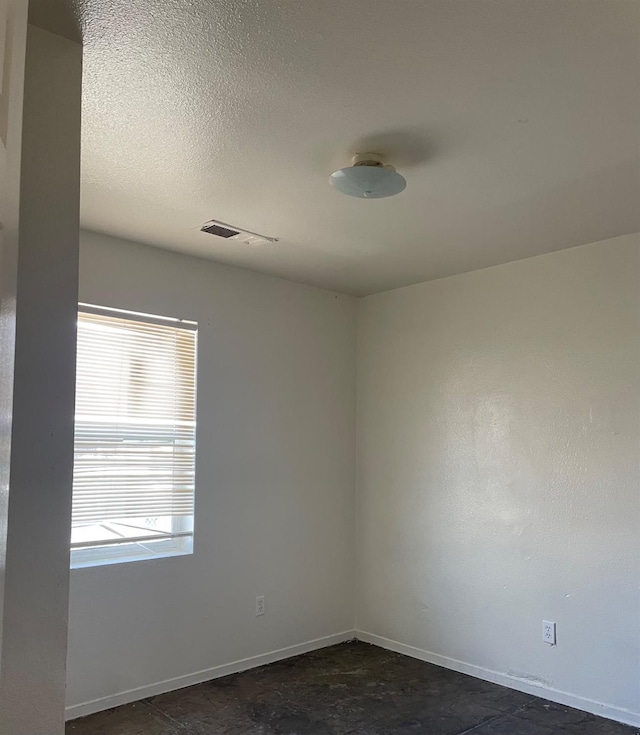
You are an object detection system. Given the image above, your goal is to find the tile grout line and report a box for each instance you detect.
[454,711,512,735]
[144,697,198,733]
[453,696,547,735]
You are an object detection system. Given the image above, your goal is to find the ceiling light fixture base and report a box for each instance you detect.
[330,152,406,199]
[351,152,385,167]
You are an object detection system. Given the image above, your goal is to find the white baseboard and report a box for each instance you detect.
[356,630,640,729]
[66,630,356,721]
[67,628,640,728]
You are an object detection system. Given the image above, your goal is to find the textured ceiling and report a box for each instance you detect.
[72,0,639,295]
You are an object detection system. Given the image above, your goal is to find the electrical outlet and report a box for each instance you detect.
[256,595,265,616]
[543,620,556,645]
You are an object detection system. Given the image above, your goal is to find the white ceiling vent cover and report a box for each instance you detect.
[200,220,277,247]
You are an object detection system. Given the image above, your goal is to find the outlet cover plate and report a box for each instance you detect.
[543,620,556,645]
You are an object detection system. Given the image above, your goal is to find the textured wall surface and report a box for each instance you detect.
[66,230,356,714]
[68,230,640,724]
[356,234,640,723]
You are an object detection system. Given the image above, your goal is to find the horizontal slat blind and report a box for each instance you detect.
[72,308,197,528]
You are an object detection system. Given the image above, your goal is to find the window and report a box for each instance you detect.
[71,304,197,568]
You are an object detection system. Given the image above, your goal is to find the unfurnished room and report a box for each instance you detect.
[0,1,639,734]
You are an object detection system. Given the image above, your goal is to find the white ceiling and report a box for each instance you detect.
[71,0,639,295]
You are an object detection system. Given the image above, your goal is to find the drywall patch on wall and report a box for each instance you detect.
[356,233,640,723]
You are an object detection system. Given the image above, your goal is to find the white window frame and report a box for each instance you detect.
[70,304,197,569]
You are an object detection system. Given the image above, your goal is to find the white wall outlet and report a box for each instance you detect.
[255,595,265,616]
[543,620,556,645]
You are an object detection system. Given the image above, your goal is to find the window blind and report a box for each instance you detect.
[72,306,197,546]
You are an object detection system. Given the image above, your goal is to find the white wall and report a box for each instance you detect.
[69,230,640,725]
[66,230,357,715]
[1,25,81,735]
[356,234,640,725]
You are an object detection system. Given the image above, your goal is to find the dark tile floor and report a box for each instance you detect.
[67,641,638,735]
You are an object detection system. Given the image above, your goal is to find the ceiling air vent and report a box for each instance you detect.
[200,219,277,247]
[201,222,239,238]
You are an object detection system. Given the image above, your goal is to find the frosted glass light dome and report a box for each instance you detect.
[330,153,406,199]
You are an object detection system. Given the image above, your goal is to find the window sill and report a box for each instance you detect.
[71,535,193,569]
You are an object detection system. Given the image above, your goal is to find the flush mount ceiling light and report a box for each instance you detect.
[330,153,407,199]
